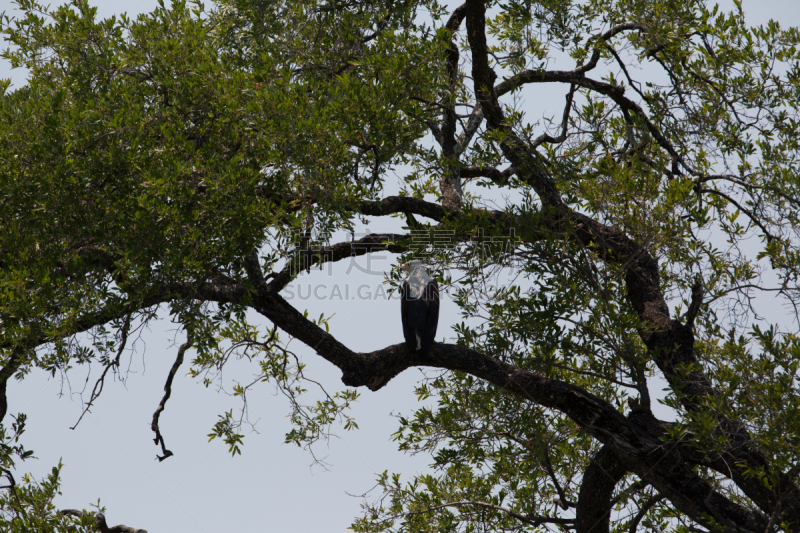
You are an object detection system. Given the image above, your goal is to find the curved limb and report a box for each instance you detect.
[575,446,627,533]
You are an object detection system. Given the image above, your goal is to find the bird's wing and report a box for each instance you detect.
[400,281,410,330]
[400,280,417,350]
[425,279,440,340]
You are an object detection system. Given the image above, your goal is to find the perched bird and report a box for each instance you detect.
[400,260,439,355]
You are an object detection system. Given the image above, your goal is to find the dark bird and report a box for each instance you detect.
[400,260,439,355]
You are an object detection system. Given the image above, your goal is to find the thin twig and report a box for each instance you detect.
[71,314,132,430]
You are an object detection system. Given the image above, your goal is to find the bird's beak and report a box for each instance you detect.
[400,262,409,272]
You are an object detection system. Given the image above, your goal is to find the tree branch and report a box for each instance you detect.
[697,187,775,242]
[685,276,704,327]
[434,2,470,211]
[60,509,147,533]
[151,331,194,461]
[494,70,687,177]
[628,493,665,533]
[445,3,467,32]
[266,232,410,292]
[530,83,576,149]
[455,103,484,156]
[575,446,627,533]
[460,165,516,182]
[0,348,24,424]
[393,499,575,527]
[356,196,446,221]
[465,0,562,206]
[576,22,649,76]
[70,314,133,430]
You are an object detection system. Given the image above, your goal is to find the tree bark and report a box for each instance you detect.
[575,446,627,533]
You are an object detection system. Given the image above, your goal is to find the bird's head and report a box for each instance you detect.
[400,260,424,273]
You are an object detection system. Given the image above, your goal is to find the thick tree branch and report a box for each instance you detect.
[568,212,800,526]
[0,278,246,423]
[685,277,704,327]
[0,279,243,354]
[575,446,627,533]
[432,2,471,211]
[424,117,444,145]
[255,189,448,227]
[0,348,23,423]
[356,196,446,221]
[460,165,516,182]
[445,3,467,32]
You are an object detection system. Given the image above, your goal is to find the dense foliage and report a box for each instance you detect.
[2,0,800,531]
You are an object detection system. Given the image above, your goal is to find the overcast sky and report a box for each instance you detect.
[1,0,799,531]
